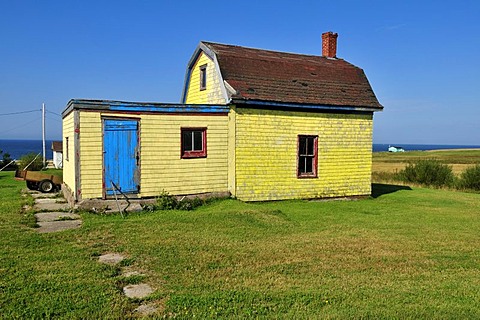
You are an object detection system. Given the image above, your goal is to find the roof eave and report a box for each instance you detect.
[63,99,230,117]
[230,98,383,112]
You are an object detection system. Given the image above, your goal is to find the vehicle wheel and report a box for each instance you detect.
[39,179,54,193]
[26,181,38,190]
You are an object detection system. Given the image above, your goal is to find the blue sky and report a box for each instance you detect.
[0,0,479,144]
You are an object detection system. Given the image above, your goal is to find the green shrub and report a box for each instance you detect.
[156,191,178,210]
[397,159,454,187]
[177,197,205,211]
[18,153,43,171]
[149,192,208,211]
[459,164,480,191]
[0,150,17,170]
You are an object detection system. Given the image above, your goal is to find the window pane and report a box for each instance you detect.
[299,137,307,155]
[193,131,203,151]
[306,137,314,155]
[299,156,306,173]
[183,131,193,151]
[200,65,207,89]
[305,156,313,173]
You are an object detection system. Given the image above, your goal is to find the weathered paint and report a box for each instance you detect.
[184,52,226,104]
[227,106,237,196]
[140,113,228,196]
[63,101,375,202]
[233,108,373,201]
[65,109,229,200]
[103,119,140,195]
[61,111,75,197]
[78,112,104,199]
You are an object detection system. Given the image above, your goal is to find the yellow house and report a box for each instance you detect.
[62,32,383,204]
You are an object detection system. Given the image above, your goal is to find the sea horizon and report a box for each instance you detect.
[0,139,57,160]
[1,139,480,160]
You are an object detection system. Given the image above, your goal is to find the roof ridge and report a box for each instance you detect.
[201,41,346,62]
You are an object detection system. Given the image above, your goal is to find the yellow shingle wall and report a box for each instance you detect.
[234,108,373,201]
[76,111,228,199]
[62,111,75,195]
[79,112,104,199]
[184,52,226,104]
[140,114,228,196]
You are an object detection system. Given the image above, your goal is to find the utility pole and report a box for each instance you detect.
[42,103,46,168]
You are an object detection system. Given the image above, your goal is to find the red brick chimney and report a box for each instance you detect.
[322,32,338,58]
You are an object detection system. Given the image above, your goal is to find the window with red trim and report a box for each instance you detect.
[297,135,318,178]
[181,128,207,158]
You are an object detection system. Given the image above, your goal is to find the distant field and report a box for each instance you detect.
[373,149,480,175]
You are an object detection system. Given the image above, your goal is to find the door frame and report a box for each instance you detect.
[101,116,141,199]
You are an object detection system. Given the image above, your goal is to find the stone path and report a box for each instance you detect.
[98,252,160,317]
[27,189,161,316]
[24,189,82,233]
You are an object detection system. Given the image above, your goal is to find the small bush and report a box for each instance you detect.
[156,191,178,210]
[177,197,205,211]
[459,164,480,191]
[397,159,454,187]
[0,150,17,170]
[147,192,208,211]
[18,153,43,171]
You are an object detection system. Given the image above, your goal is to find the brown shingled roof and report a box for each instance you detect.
[202,42,383,110]
[51,141,62,152]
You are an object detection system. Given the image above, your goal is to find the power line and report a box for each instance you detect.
[0,109,40,116]
[46,110,62,117]
[0,117,39,135]
[45,114,62,123]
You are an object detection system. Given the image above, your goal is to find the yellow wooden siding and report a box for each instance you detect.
[76,111,228,199]
[140,114,228,196]
[62,112,75,194]
[227,106,236,196]
[78,112,104,199]
[234,108,373,201]
[184,52,226,104]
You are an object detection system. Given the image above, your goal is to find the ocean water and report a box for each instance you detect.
[0,140,55,160]
[1,140,479,160]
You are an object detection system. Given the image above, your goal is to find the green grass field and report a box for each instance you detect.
[373,149,480,175]
[1,170,480,318]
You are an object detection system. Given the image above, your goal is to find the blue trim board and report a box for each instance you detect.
[63,99,229,116]
[110,104,229,113]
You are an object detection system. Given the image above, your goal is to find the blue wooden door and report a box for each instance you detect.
[103,119,139,196]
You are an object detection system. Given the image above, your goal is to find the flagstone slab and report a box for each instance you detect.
[31,192,61,199]
[134,303,158,316]
[35,198,57,204]
[123,283,154,299]
[36,220,82,233]
[35,212,80,222]
[98,253,125,265]
[34,202,70,211]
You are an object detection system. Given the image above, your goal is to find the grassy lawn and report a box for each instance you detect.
[1,171,480,318]
[373,149,480,175]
